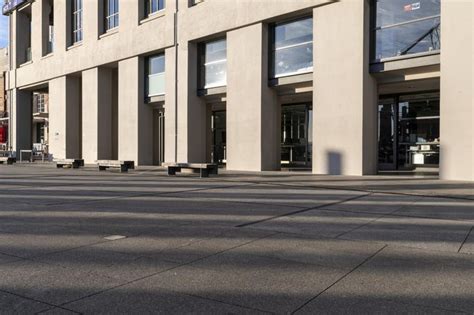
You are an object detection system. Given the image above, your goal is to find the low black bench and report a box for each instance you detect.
[0,157,16,165]
[96,160,135,173]
[55,159,84,169]
[165,163,218,178]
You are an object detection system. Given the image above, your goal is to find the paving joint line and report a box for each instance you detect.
[458,225,474,253]
[0,288,78,314]
[55,232,281,309]
[290,245,388,314]
[235,193,372,228]
[334,197,423,239]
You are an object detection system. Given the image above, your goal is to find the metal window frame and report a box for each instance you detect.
[105,0,119,31]
[269,15,313,79]
[146,0,165,16]
[370,0,441,63]
[72,0,83,44]
[146,53,166,98]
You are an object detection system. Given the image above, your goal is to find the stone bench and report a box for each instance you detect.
[54,159,84,169]
[96,160,135,173]
[0,157,16,165]
[165,163,218,178]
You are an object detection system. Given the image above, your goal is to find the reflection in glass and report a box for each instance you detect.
[281,104,312,166]
[273,17,313,78]
[212,111,226,165]
[374,0,440,60]
[201,39,227,89]
[147,54,165,97]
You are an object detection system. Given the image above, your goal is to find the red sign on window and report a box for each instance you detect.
[404,2,421,12]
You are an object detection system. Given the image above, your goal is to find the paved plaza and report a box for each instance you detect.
[0,164,473,314]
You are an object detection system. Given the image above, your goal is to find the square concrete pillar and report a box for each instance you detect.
[313,0,378,176]
[82,67,114,163]
[118,57,153,165]
[49,76,82,160]
[227,23,279,171]
[440,2,474,181]
[174,41,207,163]
[11,89,32,155]
[164,47,177,163]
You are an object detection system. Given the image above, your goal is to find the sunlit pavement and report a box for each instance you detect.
[0,164,473,314]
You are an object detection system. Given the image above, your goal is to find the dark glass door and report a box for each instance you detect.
[281,104,312,167]
[378,100,397,170]
[212,111,226,165]
[378,92,440,171]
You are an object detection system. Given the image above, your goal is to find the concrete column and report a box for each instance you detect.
[313,0,378,176]
[54,0,66,50]
[440,2,474,181]
[175,41,207,163]
[30,0,43,60]
[49,76,82,160]
[11,89,32,155]
[164,46,177,163]
[118,57,153,165]
[82,67,114,163]
[227,23,279,171]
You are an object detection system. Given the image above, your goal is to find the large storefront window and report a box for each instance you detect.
[272,17,313,78]
[378,92,440,170]
[200,39,227,89]
[373,0,440,61]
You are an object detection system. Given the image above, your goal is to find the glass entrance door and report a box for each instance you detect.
[378,100,397,170]
[281,104,312,167]
[211,111,226,165]
[378,92,440,171]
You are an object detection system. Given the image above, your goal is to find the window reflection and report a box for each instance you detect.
[272,17,313,78]
[374,0,440,60]
[147,54,165,97]
[201,39,227,89]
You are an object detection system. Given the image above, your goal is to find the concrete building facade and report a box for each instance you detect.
[2,0,472,181]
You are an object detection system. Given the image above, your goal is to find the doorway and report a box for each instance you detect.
[281,104,312,167]
[378,92,440,171]
[211,110,226,165]
[153,109,165,166]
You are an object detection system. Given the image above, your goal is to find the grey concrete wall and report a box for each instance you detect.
[118,57,153,165]
[49,76,82,160]
[227,23,279,171]
[313,0,378,176]
[82,67,115,163]
[440,1,474,181]
[11,89,32,154]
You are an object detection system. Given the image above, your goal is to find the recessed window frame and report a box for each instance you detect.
[71,0,83,44]
[199,38,227,90]
[269,15,314,79]
[105,0,119,32]
[370,0,441,63]
[145,0,165,17]
[146,54,166,98]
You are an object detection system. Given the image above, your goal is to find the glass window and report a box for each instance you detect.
[146,0,165,16]
[105,0,119,31]
[201,39,227,89]
[147,54,165,97]
[72,0,83,44]
[374,0,440,61]
[272,17,313,78]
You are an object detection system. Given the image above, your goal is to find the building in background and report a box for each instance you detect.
[2,0,473,181]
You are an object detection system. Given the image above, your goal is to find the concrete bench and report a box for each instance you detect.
[0,157,16,165]
[165,163,218,178]
[96,160,135,173]
[54,159,84,169]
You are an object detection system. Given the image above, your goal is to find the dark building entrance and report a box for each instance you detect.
[378,92,440,171]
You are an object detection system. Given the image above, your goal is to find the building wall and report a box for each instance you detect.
[4,0,473,181]
[0,48,7,115]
